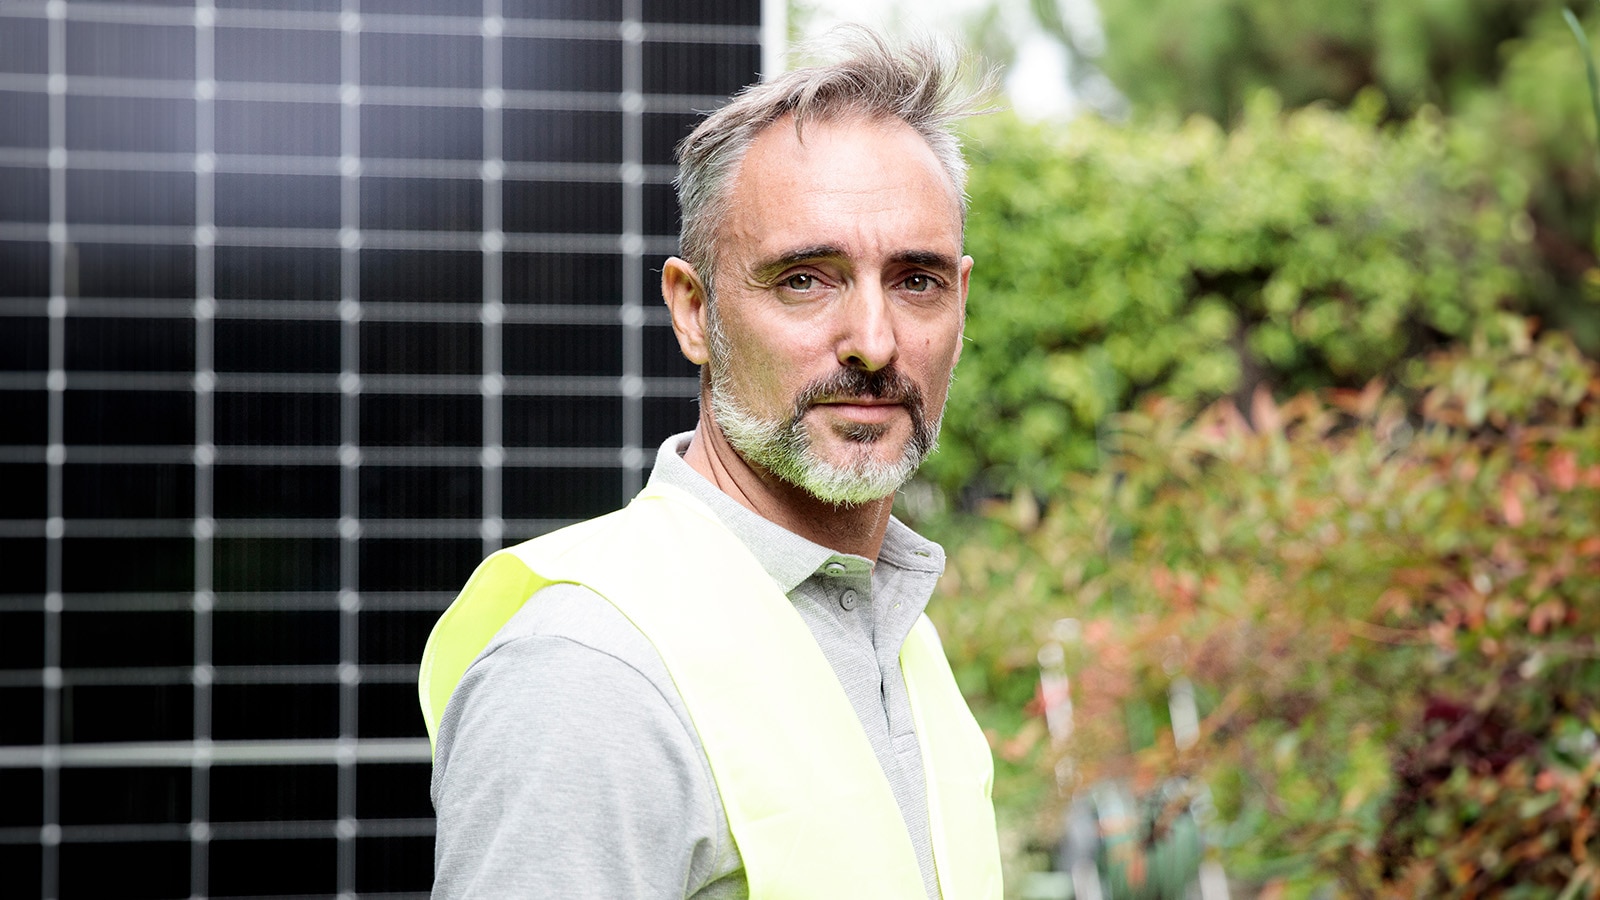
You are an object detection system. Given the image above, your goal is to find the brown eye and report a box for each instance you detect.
[903,274,935,292]
[783,273,816,291]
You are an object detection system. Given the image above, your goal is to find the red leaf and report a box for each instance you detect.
[1502,482,1526,527]
[1548,449,1578,491]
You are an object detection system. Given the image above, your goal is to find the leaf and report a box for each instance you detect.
[1501,480,1527,527]
[1565,8,1600,171]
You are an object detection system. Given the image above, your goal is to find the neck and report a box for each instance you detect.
[681,408,895,562]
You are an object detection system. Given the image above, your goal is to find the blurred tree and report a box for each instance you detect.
[1046,0,1600,350]
[930,101,1538,497]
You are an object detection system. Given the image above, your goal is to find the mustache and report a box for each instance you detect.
[792,366,924,412]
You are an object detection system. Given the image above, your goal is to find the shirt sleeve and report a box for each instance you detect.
[430,583,727,899]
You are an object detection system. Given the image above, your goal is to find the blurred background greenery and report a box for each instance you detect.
[794,0,1600,895]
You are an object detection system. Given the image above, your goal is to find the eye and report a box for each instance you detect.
[902,273,937,293]
[782,272,817,291]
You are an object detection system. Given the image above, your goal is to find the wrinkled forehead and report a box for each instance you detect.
[719,114,965,250]
[746,110,962,203]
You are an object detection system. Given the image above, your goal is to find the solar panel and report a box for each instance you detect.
[0,1,762,895]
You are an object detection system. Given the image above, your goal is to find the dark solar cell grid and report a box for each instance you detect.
[644,41,762,95]
[213,538,341,592]
[502,395,624,447]
[502,179,624,233]
[361,248,483,303]
[215,173,345,229]
[360,321,481,374]
[214,610,341,666]
[215,246,341,302]
[66,96,196,154]
[0,168,50,223]
[359,395,483,447]
[503,251,621,304]
[0,19,49,74]
[214,392,342,446]
[0,318,50,371]
[65,318,196,372]
[503,0,625,21]
[501,37,622,92]
[502,322,622,376]
[215,319,342,373]
[501,466,625,520]
[213,464,342,517]
[215,28,343,84]
[362,106,485,161]
[74,244,198,299]
[503,108,624,164]
[61,464,196,519]
[1,0,760,896]
[214,100,343,157]
[65,22,195,80]
[1,92,50,149]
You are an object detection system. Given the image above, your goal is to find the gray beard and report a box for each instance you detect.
[708,355,941,507]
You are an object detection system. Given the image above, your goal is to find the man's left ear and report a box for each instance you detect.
[662,257,711,366]
[954,254,973,366]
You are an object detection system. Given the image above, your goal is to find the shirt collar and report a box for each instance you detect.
[646,431,945,590]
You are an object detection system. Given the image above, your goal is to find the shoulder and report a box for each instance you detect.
[431,581,741,898]
[435,580,692,777]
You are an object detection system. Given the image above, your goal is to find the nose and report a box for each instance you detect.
[836,281,897,372]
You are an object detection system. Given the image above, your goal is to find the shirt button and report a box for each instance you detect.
[839,589,859,611]
[826,562,846,575]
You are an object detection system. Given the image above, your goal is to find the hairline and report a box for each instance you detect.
[674,30,984,303]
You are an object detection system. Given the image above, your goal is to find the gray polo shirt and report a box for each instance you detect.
[431,431,947,899]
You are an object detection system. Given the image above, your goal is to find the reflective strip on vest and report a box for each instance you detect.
[419,482,1003,899]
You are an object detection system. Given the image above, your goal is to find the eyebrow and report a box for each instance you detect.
[751,246,959,282]
[890,249,960,274]
[751,245,845,282]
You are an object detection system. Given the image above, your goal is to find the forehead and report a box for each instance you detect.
[717,114,964,262]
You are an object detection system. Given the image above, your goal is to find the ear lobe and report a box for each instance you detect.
[661,257,711,366]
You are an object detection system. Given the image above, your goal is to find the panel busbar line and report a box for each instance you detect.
[0,1,760,896]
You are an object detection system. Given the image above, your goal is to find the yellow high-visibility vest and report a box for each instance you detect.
[419,481,1003,899]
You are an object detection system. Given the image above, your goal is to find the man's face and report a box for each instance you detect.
[704,114,970,505]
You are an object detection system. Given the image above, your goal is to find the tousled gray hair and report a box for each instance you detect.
[673,27,990,296]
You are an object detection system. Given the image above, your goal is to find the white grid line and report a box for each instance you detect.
[0,299,681,326]
[0,222,684,254]
[192,6,218,892]
[0,444,686,467]
[0,739,431,769]
[481,0,505,557]
[620,0,645,498]
[336,4,362,894]
[41,4,67,896]
[0,71,741,113]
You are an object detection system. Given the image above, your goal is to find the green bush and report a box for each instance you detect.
[1074,0,1600,350]
[935,103,1534,497]
[929,318,1600,894]
[1087,0,1578,122]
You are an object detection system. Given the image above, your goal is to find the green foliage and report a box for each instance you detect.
[1567,8,1600,154]
[930,321,1600,894]
[1074,0,1600,350]
[1088,0,1575,122]
[935,103,1534,496]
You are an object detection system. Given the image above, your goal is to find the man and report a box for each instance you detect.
[420,29,1002,899]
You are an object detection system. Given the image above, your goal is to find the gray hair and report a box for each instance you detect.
[673,27,990,295]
